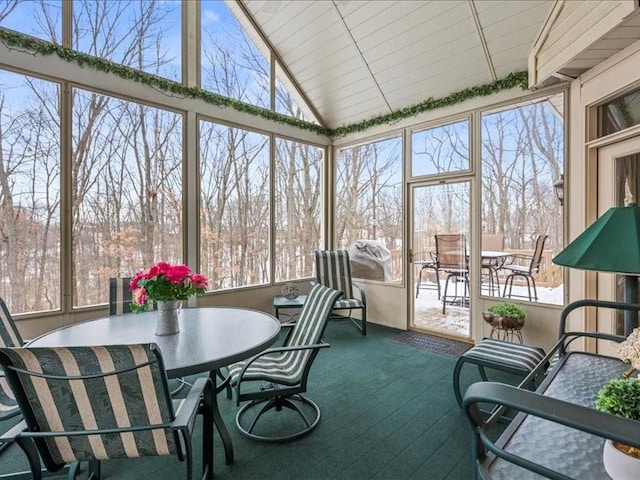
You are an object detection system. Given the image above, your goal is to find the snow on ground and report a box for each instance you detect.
[413,280,564,337]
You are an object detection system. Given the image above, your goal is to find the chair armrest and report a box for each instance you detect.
[172,377,213,432]
[352,282,366,304]
[464,382,640,478]
[0,419,27,443]
[235,343,330,400]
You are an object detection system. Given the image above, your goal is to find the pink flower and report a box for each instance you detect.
[166,264,192,284]
[130,271,146,290]
[190,273,208,289]
[132,287,148,306]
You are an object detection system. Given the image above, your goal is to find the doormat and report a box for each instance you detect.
[390,331,472,357]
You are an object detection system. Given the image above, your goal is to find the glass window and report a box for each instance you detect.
[0,0,62,42]
[199,120,270,290]
[72,88,183,308]
[274,138,323,282]
[481,93,564,305]
[73,0,181,81]
[411,119,469,177]
[275,64,319,124]
[0,70,60,314]
[335,136,403,282]
[201,0,269,109]
[598,85,640,137]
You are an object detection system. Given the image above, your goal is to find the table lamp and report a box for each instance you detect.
[552,203,640,335]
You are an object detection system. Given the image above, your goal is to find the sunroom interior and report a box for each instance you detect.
[1,0,640,478]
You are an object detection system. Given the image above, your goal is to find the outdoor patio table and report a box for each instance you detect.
[27,307,281,468]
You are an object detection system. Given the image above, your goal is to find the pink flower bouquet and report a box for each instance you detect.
[130,261,209,313]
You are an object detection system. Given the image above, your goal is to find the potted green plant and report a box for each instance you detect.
[596,378,640,479]
[482,302,526,330]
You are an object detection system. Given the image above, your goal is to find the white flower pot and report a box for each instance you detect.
[603,439,640,480]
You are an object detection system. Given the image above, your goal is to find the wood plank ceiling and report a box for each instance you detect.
[232,0,555,130]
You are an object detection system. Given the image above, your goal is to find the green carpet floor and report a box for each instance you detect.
[0,322,500,479]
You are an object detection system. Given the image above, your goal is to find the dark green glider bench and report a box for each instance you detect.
[463,299,640,479]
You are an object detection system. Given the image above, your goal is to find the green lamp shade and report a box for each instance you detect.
[552,204,640,275]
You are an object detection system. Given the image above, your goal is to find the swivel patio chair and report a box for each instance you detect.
[314,250,367,335]
[0,343,214,480]
[436,234,470,314]
[502,234,548,301]
[229,283,342,443]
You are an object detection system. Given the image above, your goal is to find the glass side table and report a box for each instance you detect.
[273,294,307,322]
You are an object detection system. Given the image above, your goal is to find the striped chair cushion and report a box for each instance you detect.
[463,338,546,373]
[334,298,364,309]
[229,283,342,386]
[0,297,23,348]
[0,344,177,464]
[109,277,134,315]
[315,250,354,300]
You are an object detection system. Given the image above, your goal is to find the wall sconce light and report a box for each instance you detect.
[553,174,564,206]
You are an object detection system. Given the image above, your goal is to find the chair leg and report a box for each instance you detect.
[416,266,424,298]
[442,275,452,314]
[530,275,539,301]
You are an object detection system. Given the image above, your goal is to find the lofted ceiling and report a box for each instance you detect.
[232,0,556,130]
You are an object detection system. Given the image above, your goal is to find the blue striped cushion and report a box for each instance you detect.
[1,344,177,464]
[229,283,342,386]
[463,338,545,372]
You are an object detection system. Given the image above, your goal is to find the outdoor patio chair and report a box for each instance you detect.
[229,283,342,443]
[436,234,470,314]
[502,234,548,301]
[415,251,440,299]
[108,277,232,399]
[0,343,214,480]
[481,233,506,296]
[314,250,367,335]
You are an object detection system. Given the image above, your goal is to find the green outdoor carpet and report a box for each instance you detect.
[0,322,480,480]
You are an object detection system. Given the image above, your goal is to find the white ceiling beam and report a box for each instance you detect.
[331,0,392,114]
[468,0,497,81]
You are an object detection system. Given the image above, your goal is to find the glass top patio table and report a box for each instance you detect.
[27,307,281,466]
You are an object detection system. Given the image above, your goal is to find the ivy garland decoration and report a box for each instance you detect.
[0,28,529,139]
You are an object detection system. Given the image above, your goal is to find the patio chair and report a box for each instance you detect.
[0,343,214,480]
[314,250,367,335]
[436,234,470,314]
[415,251,440,299]
[229,283,342,443]
[481,233,506,296]
[502,234,548,301]
[108,277,232,399]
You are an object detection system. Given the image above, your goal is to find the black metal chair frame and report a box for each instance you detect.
[502,234,548,301]
[0,344,214,480]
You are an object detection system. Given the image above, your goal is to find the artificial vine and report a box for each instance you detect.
[0,28,529,139]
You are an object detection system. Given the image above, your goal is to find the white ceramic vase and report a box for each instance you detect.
[155,300,181,335]
[603,439,640,480]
